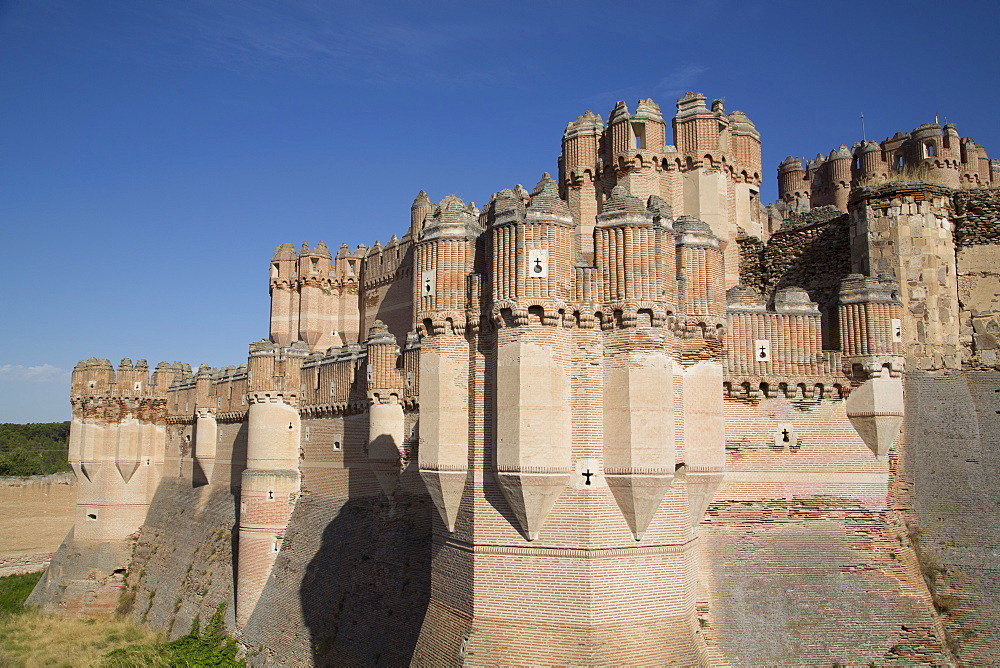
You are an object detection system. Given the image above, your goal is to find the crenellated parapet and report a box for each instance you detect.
[297,343,369,416]
[776,120,999,216]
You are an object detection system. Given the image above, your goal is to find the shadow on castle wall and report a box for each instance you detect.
[240,460,432,666]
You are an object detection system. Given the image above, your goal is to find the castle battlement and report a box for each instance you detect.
[777,120,1000,215]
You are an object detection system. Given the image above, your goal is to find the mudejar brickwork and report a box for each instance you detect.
[28,92,1000,665]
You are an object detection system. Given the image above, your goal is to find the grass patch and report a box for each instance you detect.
[0,570,160,667]
[0,572,242,667]
[0,610,157,667]
[0,571,42,618]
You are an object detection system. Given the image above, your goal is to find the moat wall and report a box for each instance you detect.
[900,370,1000,664]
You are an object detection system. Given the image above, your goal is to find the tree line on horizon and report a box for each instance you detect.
[0,422,71,476]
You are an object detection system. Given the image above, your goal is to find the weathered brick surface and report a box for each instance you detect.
[695,395,952,665]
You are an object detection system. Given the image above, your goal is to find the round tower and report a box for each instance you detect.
[778,156,806,204]
[365,320,406,498]
[560,110,604,263]
[269,243,298,346]
[856,141,883,183]
[594,185,673,323]
[606,100,633,160]
[413,194,480,533]
[674,215,725,325]
[828,145,853,211]
[237,340,305,627]
[486,174,577,541]
[594,185,678,539]
[410,190,433,235]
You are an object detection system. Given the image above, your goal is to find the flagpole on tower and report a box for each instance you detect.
[861,113,867,142]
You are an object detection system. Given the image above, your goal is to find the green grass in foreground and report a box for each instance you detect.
[0,571,42,618]
[101,604,244,667]
[0,571,243,667]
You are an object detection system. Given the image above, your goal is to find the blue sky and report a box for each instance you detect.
[2,0,998,422]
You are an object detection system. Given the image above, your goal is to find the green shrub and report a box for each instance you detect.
[101,603,243,667]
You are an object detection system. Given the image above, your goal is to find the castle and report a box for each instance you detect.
[28,92,1000,665]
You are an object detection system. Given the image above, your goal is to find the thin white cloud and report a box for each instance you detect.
[655,65,710,97]
[589,64,709,111]
[110,0,494,85]
[0,364,71,383]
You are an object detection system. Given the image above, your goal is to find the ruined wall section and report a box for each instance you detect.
[898,371,1000,664]
[954,188,1000,366]
[737,206,851,349]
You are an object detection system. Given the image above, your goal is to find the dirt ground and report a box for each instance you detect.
[0,474,76,575]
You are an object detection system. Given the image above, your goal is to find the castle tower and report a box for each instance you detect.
[490,176,576,540]
[269,243,298,346]
[414,194,480,532]
[728,109,763,239]
[193,363,218,484]
[560,111,604,263]
[675,216,726,324]
[838,275,906,456]
[413,177,727,665]
[365,320,406,498]
[910,123,961,188]
[236,340,307,627]
[805,153,827,205]
[68,358,169,546]
[32,357,174,613]
[855,140,884,183]
[848,183,961,370]
[778,156,808,207]
[940,123,962,165]
[672,215,728,523]
[606,99,666,208]
[673,93,740,287]
[410,189,433,235]
[594,186,677,538]
[828,145,853,211]
[331,243,363,345]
